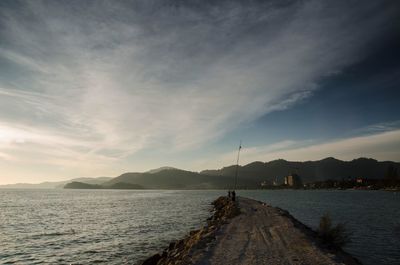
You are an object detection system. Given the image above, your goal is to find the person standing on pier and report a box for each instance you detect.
[232,141,241,203]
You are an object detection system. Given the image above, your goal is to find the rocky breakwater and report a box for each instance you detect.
[140,196,362,265]
[140,196,239,265]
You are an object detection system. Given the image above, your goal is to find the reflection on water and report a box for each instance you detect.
[0,189,399,264]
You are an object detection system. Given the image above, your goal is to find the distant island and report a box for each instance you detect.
[64,181,144,190]
[1,157,398,190]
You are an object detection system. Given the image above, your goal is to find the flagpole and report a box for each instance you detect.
[234,140,242,190]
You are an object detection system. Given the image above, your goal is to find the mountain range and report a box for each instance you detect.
[0,177,111,189]
[201,157,399,185]
[1,158,399,189]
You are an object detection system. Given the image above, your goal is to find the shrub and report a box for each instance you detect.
[317,213,351,248]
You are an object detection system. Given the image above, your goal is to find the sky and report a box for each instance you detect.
[0,0,399,184]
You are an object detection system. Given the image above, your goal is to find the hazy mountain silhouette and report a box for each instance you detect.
[0,177,111,189]
[146,166,178,174]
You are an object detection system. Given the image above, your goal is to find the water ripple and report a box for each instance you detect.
[1,189,399,264]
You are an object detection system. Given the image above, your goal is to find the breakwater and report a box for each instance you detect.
[141,196,361,265]
[141,196,240,265]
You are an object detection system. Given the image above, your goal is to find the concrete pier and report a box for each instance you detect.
[141,196,360,265]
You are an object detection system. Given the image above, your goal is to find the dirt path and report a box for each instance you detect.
[193,197,358,265]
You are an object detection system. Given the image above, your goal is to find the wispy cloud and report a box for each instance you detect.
[0,0,397,182]
[352,120,400,135]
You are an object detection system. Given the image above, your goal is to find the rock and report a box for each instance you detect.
[140,196,240,265]
[168,242,176,251]
[141,253,162,265]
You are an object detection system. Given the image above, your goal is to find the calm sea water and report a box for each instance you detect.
[0,189,399,265]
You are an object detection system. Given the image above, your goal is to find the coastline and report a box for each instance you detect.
[140,196,361,265]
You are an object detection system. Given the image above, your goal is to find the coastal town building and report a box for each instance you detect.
[356,177,364,184]
[260,180,270,187]
[272,178,279,186]
[284,174,303,188]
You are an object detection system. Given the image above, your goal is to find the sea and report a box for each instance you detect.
[0,189,399,265]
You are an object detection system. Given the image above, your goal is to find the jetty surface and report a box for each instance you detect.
[141,196,360,265]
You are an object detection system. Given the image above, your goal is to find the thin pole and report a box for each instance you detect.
[234,140,242,190]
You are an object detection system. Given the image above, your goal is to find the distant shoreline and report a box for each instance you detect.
[0,187,400,192]
[2,157,399,190]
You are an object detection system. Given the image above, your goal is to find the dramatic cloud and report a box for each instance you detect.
[0,0,398,183]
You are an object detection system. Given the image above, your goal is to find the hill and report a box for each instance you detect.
[201,157,400,185]
[103,168,234,189]
[105,182,144,189]
[64,181,102,189]
[146,166,178,174]
[64,181,144,189]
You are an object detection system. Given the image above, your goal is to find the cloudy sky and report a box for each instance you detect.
[0,0,399,184]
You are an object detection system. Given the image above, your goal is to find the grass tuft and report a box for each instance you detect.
[317,213,351,248]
